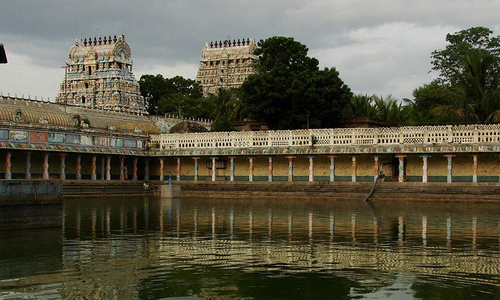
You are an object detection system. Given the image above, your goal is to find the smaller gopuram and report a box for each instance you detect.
[56,35,147,115]
[195,38,257,96]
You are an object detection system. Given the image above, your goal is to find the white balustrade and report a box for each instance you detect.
[153,124,500,150]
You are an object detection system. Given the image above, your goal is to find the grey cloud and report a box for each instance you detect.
[1,0,500,100]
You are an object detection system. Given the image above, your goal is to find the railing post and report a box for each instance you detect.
[423,126,429,144]
[448,125,453,143]
[473,126,479,143]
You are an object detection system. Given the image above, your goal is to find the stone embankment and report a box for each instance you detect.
[0,180,62,205]
[176,181,500,202]
[62,181,156,198]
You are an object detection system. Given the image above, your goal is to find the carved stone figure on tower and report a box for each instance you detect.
[195,38,257,96]
[56,35,147,115]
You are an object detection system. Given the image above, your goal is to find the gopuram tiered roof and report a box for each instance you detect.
[195,38,257,96]
[56,35,146,115]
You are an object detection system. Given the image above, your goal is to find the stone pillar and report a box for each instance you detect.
[395,155,406,183]
[43,153,49,180]
[444,154,455,183]
[268,157,273,182]
[287,156,295,182]
[76,154,82,180]
[248,157,254,182]
[329,155,336,182]
[144,158,150,181]
[159,158,164,181]
[211,157,217,181]
[119,156,125,181]
[307,156,315,182]
[101,156,105,180]
[5,151,11,180]
[91,155,97,180]
[105,155,111,181]
[229,157,235,182]
[132,157,138,181]
[25,151,31,179]
[373,156,379,181]
[59,153,66,180]
[473,154,478,183]
[351,156,357,183]
[498,155,500,183]
[176,158,181,181]
[192,157,199,182]
[420,155,431,183]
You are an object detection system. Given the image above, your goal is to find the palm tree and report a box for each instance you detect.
[430,52,500,123]
[373,95,413,125]
[211,88,242,131]
[344,94,377,118]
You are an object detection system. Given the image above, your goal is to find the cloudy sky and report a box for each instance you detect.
[1,0,499,102]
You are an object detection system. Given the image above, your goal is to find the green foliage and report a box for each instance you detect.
[240,36,352,130]
[414,27,500,124]
[343,94,378,119]
[344,94,417,126]
[431,27,500,86]
[139,75,210,118]
[210,88,241,131]
[139,74,168,114]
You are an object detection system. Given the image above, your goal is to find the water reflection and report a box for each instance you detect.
[1,197,500,299]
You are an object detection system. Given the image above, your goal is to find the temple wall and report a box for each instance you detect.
[144,153,500,182]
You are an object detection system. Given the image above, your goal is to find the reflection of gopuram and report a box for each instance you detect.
[195,38,257,96]
[56,35,147,115]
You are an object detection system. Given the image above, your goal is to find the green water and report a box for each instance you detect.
[1,197,500,299]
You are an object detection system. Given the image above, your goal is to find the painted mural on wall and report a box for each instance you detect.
[0,129,8,140]
[81,135,93,146]
[10,130,28,141]
[94,136,110,147]
[111,138,123,147]
[65,134,80,144]
[48,133,64,143]
[29,131,48,143]
[124,139,136,148]
[0,127,145,149]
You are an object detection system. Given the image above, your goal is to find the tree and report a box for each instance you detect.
[210,88,241,131]
[139,74,168,114]
[240,37,352,130]
[343,94,377,119]
[344,94,418,126]
[431,27,500,86]
[139,75,211,118]
[414,27,500,124]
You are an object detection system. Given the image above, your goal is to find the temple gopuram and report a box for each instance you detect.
[195,38,257,96]
[56,35,146,115]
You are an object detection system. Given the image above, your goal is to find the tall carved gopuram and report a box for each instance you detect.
[56,35,147,115]
[195,38,257,96]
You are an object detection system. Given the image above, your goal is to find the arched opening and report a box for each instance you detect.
[81,96,86,104]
